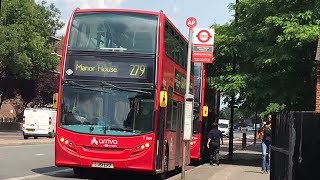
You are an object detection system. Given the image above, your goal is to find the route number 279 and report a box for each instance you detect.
[130,64,146,77]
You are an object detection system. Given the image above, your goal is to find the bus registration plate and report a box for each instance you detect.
[92,162,114,169]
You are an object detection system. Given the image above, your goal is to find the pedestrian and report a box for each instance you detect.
[207,122,223,166]
[257,113,272,173]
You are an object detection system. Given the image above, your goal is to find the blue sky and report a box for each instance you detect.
[47,0,235,37]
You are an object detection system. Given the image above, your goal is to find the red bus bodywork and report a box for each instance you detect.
[55,8,192,175]
[190,64,206,161]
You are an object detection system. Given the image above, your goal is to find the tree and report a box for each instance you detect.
[219,106,243,123]
[209,0,320,115]
[0,0,64,110]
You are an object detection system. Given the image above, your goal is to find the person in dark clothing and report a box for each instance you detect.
[258,114,272,173]
[207,122,224,165]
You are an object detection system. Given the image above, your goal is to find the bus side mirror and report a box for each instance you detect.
[159,91,168,108]
[53,93,58,109]
[203,106,208,117]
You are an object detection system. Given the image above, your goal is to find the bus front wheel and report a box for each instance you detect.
[73,167,86,177]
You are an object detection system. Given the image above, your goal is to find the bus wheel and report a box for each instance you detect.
[34,136,38,139]
[73,167,86,177]
[23,135,28,139]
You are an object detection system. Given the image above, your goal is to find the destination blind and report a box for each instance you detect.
[71,60,148,79]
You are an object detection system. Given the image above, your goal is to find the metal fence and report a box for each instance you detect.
[0,117,16,122]
[271,111,320,180]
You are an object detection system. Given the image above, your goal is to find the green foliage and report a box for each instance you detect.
[219,106,243,122]
[208,0,320,115]
[260,103,286,117]
[0,0,64,108]
[0,0,64,79]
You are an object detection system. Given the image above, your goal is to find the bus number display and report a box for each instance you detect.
[130,65,146,77]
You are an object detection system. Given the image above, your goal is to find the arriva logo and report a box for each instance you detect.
[90,137,118,147]
[99,139,118,145]
[91,137,98,145]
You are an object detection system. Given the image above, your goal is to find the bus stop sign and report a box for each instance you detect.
[186,17,197,30]
[183,94,194,140]
[192,28,215,63]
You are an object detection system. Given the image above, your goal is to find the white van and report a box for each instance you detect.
[218,119,230,138]
[22,108,57,139]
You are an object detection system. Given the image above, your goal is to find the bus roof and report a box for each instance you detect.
[74,8,160,16]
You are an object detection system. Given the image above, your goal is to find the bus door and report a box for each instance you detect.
[175,102,183,167]
[156,102,165,170]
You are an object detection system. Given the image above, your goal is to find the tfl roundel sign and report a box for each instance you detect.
[193,28,215,45]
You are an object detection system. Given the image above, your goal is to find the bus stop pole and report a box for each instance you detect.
[182,28,193,180]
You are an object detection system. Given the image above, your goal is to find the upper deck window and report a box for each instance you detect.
[68,12,158,53]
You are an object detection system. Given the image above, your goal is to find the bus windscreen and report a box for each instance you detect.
[68,12,158,53]
[60,85,155,136]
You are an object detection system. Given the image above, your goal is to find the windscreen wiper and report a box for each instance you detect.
[63,80,87,87]
[63,80,111,93]
[99,47,127,52]
[102,82,151,94]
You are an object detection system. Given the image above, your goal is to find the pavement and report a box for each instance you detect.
[168,136,270,180]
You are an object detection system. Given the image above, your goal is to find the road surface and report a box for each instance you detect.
[0,130,253,180]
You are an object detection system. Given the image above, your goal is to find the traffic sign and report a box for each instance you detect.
[193,28,214,45]
[186,17,197,30]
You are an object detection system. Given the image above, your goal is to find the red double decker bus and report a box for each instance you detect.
[55,8,193,179]
[190,63,208,161]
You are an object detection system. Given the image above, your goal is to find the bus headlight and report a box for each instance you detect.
[131,142,152,156]
[59,136,76,152]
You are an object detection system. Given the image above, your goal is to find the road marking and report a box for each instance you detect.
[3,168,71,180]
[34,153,45,156]
[0,144,53,149]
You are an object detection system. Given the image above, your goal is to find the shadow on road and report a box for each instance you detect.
[31,166,62,174]
[31,165,190,180]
